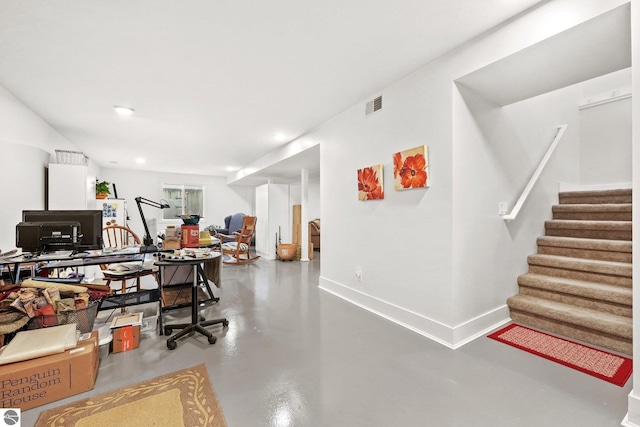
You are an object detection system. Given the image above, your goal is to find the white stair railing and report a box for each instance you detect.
[501,124,568,221]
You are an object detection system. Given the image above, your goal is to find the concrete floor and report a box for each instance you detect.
[22,253,632,426]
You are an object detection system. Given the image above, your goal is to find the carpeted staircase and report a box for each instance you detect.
[507,188,632,356]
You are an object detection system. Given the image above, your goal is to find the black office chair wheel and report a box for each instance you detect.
[167,340,177,350]
[208,336,217,344]
[164,327,173,335]
[223,320,229,328]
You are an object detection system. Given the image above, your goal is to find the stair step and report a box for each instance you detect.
[517,273,631,317]
[545,219,631,241]
[527,254,632,287]
[507,294,632,355]
[559,188,632,205]
[536,236,632,263]
[552,203,631,221]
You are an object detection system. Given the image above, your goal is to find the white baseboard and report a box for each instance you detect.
[622,392,640,427]
[318,276,511,349]
[621,414,636,427]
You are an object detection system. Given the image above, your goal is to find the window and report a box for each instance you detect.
[162,184,204,221]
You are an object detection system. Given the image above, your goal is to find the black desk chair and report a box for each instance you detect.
[156,255,228,350]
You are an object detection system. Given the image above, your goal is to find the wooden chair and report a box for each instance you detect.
[101,225,157,294]
[216,216,260,264]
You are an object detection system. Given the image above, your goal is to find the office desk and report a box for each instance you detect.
[0,250,157,341]
[0,250,160,321]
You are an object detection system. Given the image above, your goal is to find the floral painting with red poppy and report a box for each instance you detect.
[357,164,384,201]
[393,145,429,191]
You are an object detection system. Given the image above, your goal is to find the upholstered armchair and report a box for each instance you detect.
[308,219,320,250]
[215,213,246,242]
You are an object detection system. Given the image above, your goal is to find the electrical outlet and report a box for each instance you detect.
[498,202,508,215]
[355,270,362,281]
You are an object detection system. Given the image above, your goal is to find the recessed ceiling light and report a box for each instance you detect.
[114,106,134,116]
[226,166,239,172]
[136,158,145,164]
[274,133,286,142]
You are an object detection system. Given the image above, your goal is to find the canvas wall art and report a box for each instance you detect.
[357,164,384,200]
[393,145,429,190]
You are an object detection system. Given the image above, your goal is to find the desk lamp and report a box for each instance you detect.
[135,197,169,252]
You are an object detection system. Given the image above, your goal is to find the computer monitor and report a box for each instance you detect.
[21,210,103,251]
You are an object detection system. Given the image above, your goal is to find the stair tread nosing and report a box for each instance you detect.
[559,189,632,198]
[528,254,632,277]
[507,294,632,338]
[536,236,632,253]
[553,203,632,212]
[545,219,631,230]
[518,273,631,305]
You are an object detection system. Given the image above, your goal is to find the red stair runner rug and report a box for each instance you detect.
[488,323,632,387]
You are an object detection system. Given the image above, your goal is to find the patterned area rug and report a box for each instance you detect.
[35,364,227,426]
[488,323,632,387]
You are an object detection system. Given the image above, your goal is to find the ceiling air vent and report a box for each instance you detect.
[365,96,382,115]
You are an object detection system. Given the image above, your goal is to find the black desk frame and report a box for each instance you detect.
[0,252,147,280]
[156,257,228,349]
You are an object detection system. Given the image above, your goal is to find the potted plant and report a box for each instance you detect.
[96,178,110,199]
[204,224,221,236]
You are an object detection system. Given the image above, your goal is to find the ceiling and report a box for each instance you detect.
[456,5,631,106]
[0,0,545,185]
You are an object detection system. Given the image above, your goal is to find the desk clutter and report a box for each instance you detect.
[154,247,220,261]
[0,287,151,411]
[161,224,221,250]
[0,280,104,342]
[0,240,227,409]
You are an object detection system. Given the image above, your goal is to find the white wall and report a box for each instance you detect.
[289,183,321,220]
[255,183,290,259]
[0,142,50,251]
[452,80,584,335]
[452,69,631,337]
[316,0,630,347]
[99,168,253,243]
[0,82,86,252]
[580,88,632,186]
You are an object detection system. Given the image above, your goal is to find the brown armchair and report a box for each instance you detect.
[217,215,260,264]
[308,219,320,250]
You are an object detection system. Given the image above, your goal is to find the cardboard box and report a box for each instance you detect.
[0,332,98,411]
[164,237,181,250]
[110,313,142,353]
[112,325,140,353]
[165,226,178,238]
